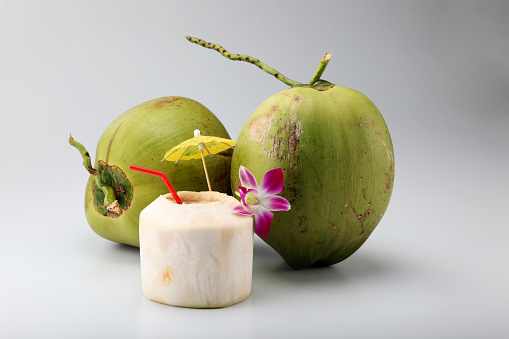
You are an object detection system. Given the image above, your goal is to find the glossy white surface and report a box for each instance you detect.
[1,1,508,338]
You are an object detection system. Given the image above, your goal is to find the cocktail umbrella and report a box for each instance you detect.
[162,130,236,191]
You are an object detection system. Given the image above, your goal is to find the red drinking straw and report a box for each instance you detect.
[129,165,182,204]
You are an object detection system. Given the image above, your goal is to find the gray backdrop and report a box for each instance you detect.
[1,1,508,338]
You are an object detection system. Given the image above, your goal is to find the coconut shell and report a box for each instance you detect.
[82,96,232,246]
[231,85,394,268]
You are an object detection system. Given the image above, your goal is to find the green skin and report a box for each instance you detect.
[71,96,232,247]
[188,37,394,269]
[231,85,394,268]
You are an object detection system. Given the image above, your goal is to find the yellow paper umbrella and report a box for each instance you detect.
[162,130,236,191]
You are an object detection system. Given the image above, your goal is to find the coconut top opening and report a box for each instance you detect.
[140,191,252,231]
[163,191,240,210]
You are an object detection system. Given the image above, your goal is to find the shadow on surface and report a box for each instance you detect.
[252,239,403,286]
[100,239,401,283]
[95,242,140,268]
[252,241,343,286]
[113,242,140,255]
[96,237,404,305]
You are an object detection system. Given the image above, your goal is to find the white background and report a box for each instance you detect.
[1,1,508,338]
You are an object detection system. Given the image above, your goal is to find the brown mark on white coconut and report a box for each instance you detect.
[160,266,175,286]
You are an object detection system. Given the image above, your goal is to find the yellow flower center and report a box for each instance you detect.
[245,192,259,206]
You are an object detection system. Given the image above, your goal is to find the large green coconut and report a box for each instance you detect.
[70,96,232,247]
[188,37,394,269]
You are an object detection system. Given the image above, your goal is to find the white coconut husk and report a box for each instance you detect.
[140,191,253,308]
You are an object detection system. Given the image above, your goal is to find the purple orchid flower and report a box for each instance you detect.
[232,165,291,238]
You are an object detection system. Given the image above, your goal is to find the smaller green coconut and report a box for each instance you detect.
[70,96,232,247]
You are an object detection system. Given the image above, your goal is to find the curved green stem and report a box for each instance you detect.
[101,183,121,216]
[101,185,118,207]
[308,52,332,85]
[94,169,115,205]
[69,134,97,175]
[186,36,302,88]
[94,170,121,214]
[69,135,123,215]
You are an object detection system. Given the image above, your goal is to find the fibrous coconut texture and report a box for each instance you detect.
[140,191,253,308]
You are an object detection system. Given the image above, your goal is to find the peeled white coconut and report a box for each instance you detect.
[139,191,253,308]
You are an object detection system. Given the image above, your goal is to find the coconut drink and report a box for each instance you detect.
[188,37,395,269]
[133,161,289,308]
[139,191,253,308]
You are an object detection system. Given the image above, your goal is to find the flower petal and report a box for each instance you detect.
[254,206,274,238]
[232,205,253,216]
[239,165,259,190]
[260,195,291,211]
[238,188,247,203]
[237,185,248,195]
[260,168,284,195]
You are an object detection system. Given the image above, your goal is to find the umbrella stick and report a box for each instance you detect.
[200,150,212,191]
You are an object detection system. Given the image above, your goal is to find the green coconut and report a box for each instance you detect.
[188,37,394,269]
[69,96,232,247]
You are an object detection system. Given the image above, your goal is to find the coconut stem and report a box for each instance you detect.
[186,36,302,88]
[69,134,121,215]
[94,168,122,216]
[100,184,117,206]
[308,52,332,85]
[69,134,97,175]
